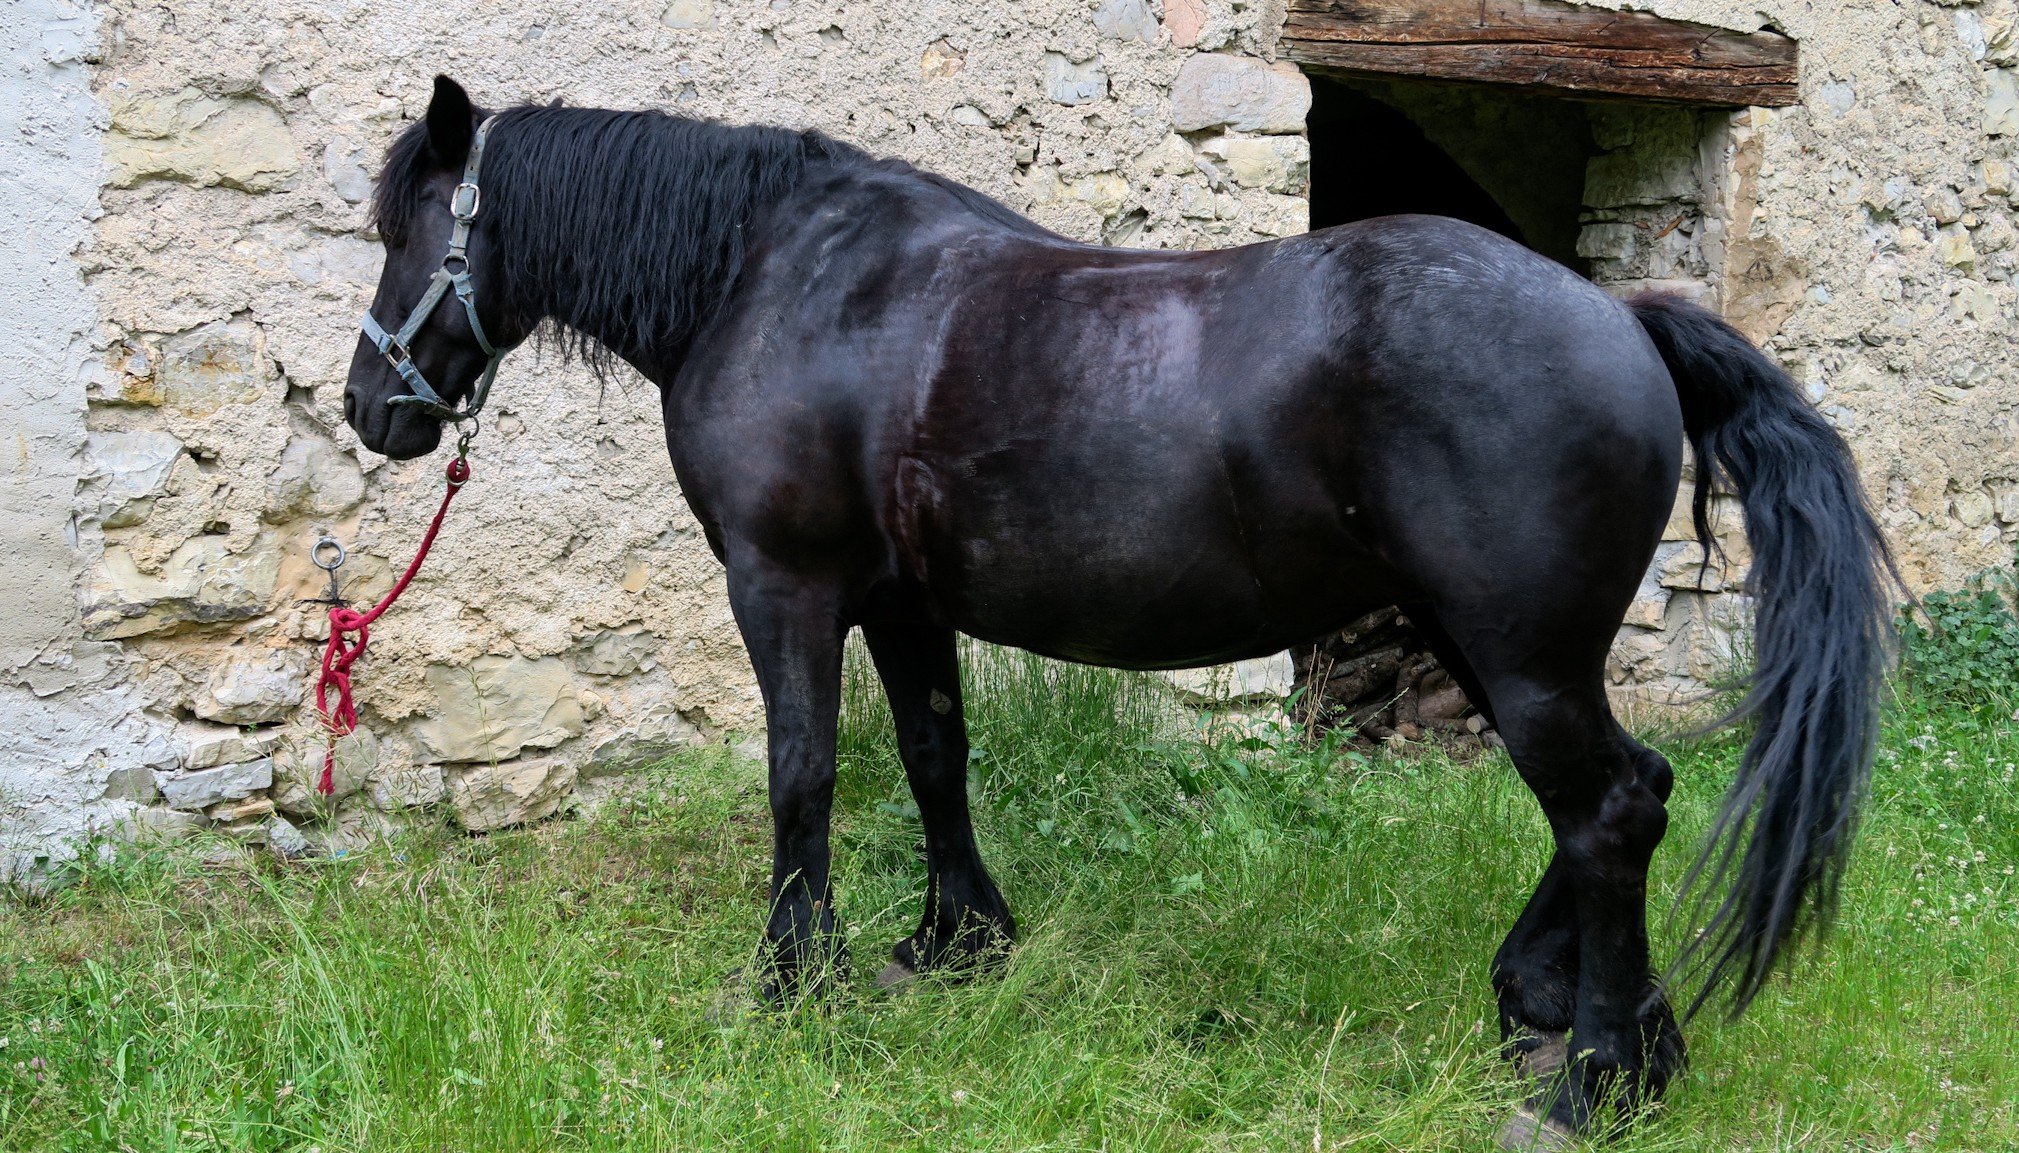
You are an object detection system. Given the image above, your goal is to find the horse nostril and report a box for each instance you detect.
[343,390,357,425]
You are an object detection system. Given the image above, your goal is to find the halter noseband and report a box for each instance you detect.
[361,114,506,424]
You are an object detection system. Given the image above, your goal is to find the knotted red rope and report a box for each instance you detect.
[313,454,471,794]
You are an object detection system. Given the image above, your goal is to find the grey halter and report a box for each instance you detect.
[360,114,506,424]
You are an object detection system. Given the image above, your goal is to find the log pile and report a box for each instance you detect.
[1290,607,1502,751]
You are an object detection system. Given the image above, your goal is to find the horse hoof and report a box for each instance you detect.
[1496,1105,1577,1151]
[875,959,918,991]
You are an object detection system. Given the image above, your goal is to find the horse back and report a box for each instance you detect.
[673,181,1681,667]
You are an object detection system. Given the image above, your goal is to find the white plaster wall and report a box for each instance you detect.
[0,0,178,878]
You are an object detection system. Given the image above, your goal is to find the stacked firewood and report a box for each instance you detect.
[1290,607,1502,750]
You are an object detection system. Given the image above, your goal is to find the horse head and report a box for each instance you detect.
[346,76,527,459]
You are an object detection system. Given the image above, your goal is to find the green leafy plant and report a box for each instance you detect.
[1901,543,2019,706]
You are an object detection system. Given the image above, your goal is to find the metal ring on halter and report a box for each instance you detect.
[312,536,347,572]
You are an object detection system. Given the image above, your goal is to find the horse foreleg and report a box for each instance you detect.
[728,562,848,1000]
[862,618,1015,987]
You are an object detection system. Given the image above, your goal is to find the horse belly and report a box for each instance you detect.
[915,454,1376,669]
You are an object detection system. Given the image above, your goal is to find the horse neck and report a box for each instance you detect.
[485,112,834,378]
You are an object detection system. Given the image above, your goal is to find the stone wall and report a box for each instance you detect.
[4,0,1319,868]
[3,0,2016,869]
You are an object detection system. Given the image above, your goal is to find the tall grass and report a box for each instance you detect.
[0,644,2013,1151]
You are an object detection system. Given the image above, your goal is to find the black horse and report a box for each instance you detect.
[346,77,1895,1141]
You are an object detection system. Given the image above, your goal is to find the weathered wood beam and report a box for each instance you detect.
[1282,0,1800,107]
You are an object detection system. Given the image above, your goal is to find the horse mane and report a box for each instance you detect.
[373,104,871,374]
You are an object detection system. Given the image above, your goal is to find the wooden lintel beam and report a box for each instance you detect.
[1282,0,1800,107]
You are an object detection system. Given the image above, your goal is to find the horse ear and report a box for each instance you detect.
[425,75,475,164]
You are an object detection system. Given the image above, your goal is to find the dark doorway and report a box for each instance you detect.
[1304,73,1597,274]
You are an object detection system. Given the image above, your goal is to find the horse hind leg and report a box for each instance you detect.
[861,617,1016,987]
[1423,606,1685,1139]
[1502,676,1683,1136]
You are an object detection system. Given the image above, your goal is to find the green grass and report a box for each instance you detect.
[1,647,2014,1151]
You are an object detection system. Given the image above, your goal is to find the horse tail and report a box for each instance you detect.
[1628,292,1898,1019]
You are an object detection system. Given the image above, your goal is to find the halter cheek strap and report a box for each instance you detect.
[361,114,506,424]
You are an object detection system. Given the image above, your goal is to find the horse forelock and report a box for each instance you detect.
[369,119,435,249]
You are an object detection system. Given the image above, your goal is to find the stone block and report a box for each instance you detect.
[102,763,162,804]
[265,434,366,523]
[1623,589,1671,630]
[208,796,275,823]
[371,762,446,810]
[1043,52,1109,106]
[1164,0,1208,47]
[1990,69,2019,137]
[1657,542,1724,592]
[1140,133,1196,177]
[1068,171,1131,216]
[127,809,209,843]
[155,757,273,811]
[1584,146,1699,208]
[322,136,374,203]
[1177,182,1217,219]
[81,430,182,529]
[446,757,579,832]
[105,90,298,192]
[1577,222,1638,261]
[1955,490,1995,528]
[1199,135,1309,193]
[1170,55,1310,135]
[412,655,585,763]
[572,626,661,676]
[1937,225,1977,269]
[1605,627,1670,686]
[587,714,702,778]
[659,0,714,28]
[272,729,372,817]
[268,815,312,858]
[1093,0,1158,43]
[192,651,307,725]
[920,39,965,78]
[84,537,282,639]
[1987,0,2019,64]
[183,721,285,769]
[156,317,273,416]
[1926,187,1965,225]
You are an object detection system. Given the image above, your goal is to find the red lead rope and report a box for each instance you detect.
[313,455,471,794]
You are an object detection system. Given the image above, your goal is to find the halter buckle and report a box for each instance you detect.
[379,333,413,369]
[451,181,482,222]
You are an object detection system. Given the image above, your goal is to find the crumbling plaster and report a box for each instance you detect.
[1,0,182,879]
[0,0,2013,862]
